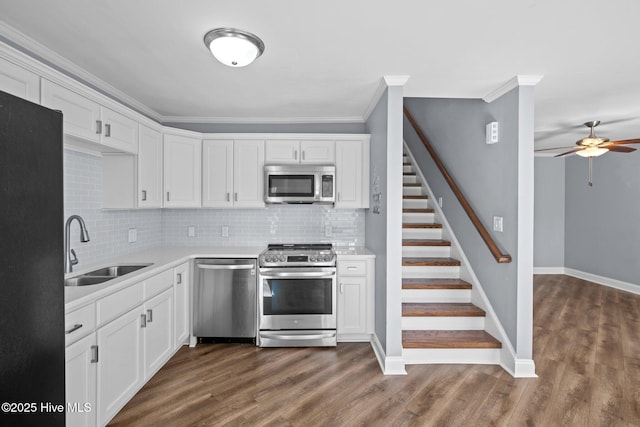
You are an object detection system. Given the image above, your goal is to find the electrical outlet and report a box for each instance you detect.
[493,216,503,232]
[221,226,229,237]
[128,228,137,243]
[188,226,195,237]
[325,225,332,237]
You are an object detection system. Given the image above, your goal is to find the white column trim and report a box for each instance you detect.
[483,75,543,103]
[363,75,410,121]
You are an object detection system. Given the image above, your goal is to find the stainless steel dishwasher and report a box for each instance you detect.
[193,259,257,342]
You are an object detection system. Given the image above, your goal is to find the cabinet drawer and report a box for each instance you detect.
[338,260,366,276]
[144,269,174,299]
[65,303,96,347]
[96,282,144,327]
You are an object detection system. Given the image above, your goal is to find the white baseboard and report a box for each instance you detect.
[565,268,640,295]
[533,267,565,274]
[371,334,407,375]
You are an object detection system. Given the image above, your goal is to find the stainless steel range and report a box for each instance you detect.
[258,244,337,347]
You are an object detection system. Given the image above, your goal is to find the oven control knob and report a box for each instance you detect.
[266,256,273,262]
[279,256,286,262]
[310,256,317,262]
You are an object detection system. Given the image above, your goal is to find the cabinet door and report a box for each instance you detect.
[265,140,300,164]
[335,140,363,208]
[233,140,265,208]
[138,125,163,208]
[0,57,40,103]
[337,276,367,335]
[163,133,201,207]
[96,307,144,426]
[101,107,138,154]
[143,289,174,379]
[301,140,335,164]
[174,263,190,347]
[202,139,234,207]
[66,333,97,427]
[41,79,101,143]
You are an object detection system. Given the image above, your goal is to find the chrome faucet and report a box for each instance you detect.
[64,215,90,273]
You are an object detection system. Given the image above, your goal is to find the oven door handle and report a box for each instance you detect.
[260,271,336,279]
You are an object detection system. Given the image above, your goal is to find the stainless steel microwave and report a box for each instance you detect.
[264,165,335,204]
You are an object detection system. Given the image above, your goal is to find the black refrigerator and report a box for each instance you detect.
[0,90,65,426]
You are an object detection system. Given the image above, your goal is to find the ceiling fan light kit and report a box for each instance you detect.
[575,146,609,157]
[203,28,265,67]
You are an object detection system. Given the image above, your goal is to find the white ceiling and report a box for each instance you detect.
[1,0,639,151]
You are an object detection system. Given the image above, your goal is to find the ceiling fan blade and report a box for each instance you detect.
[606,145,637,153]
[555,148,582,157]
[607,138,640,145]
[534,145,577,152]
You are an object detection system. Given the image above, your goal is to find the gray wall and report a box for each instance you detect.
[162,122,366,134]
[365,89,389,349]
[403,91,520,347]
[565,153,640,284]
[534,157,565,268]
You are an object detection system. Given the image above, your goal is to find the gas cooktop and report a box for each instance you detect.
[259,243,336,268]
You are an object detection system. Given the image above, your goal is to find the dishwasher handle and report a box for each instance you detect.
[197,263,255,270]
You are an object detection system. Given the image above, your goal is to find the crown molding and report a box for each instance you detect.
[363,75,410,121]
[160,115,365,124]
[0,20,163,121]
[483,75,544,103]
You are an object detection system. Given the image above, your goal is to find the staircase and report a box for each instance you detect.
[401,151,502,364]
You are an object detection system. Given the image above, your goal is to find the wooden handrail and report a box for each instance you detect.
[403,106,512,264]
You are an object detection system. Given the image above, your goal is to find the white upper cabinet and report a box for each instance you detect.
[163,133,201,208]
[202,139,234,207]
[40,79,138,153]
[335,138,370,209]
[234,140,265,208]
[265,139,335,164]
[203,139,264,208]
[0,57,40,103]
[138,125,163,208]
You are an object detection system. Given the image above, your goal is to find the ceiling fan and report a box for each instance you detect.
[536,120,640,186]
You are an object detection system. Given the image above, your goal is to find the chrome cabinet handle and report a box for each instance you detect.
[177,273,182,284]
[234,193,238,202]
[141,313,147,328]
[340,283,344,294]
[147,309,153,323]
[105,123,111,137]
[96,120,102,134]
[65,324,83,334]
[337,192,341,202]
[294,150,298,160]
[302,150,305,161]
[90,345,99,363]
[166,192,170,202]
[347,266,357,271]
[226,192,230,202]
[141,190,147,201]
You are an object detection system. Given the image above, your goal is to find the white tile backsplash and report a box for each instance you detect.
[64,149,365,267]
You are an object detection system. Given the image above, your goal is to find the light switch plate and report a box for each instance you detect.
[493,216,503,232]
[128,228,137,243]
[188,226,195,237]
[486,121,499,144]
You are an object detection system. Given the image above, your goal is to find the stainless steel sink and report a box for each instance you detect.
[65,263,152,287]
[83,264,151,277]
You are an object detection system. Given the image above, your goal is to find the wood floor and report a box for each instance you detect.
[109,275,640,426]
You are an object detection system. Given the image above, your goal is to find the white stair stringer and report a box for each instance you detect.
[401,143,513,372]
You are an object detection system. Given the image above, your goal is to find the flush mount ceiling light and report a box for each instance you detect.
[203,28,265,67]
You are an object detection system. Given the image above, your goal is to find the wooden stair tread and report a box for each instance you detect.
[403,257,460,267]
[402,330,501,349]
[403,162,412,166]
[403,195,428,199]
[402,278,472,289]
[402,239,450,246]
[403,172,416,176]
[403,183,422,187]
[402,208,434,213]
[402,223,442,229]
[402,302,485,317]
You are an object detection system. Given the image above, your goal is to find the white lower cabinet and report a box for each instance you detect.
[65,333,97,427]
[336,257,375,341]
[143,289,174,378]
[96,306,145,426]
[174,262,190,347]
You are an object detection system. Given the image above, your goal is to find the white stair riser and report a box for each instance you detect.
[403,212,435,223]
[402,289,471,303]
[402,199,429,209]
[402,228,443,240]
[403,165,414,173]
[403,348,500,365]
[402,187,423,196]
[403,175,418,184]
[402,246,451,258]
[402,265,460,278]
[402,316,484,330]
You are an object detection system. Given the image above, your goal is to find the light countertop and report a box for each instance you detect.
[65,245,374,312]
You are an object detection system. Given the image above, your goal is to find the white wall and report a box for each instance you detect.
[534,157,565,269]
